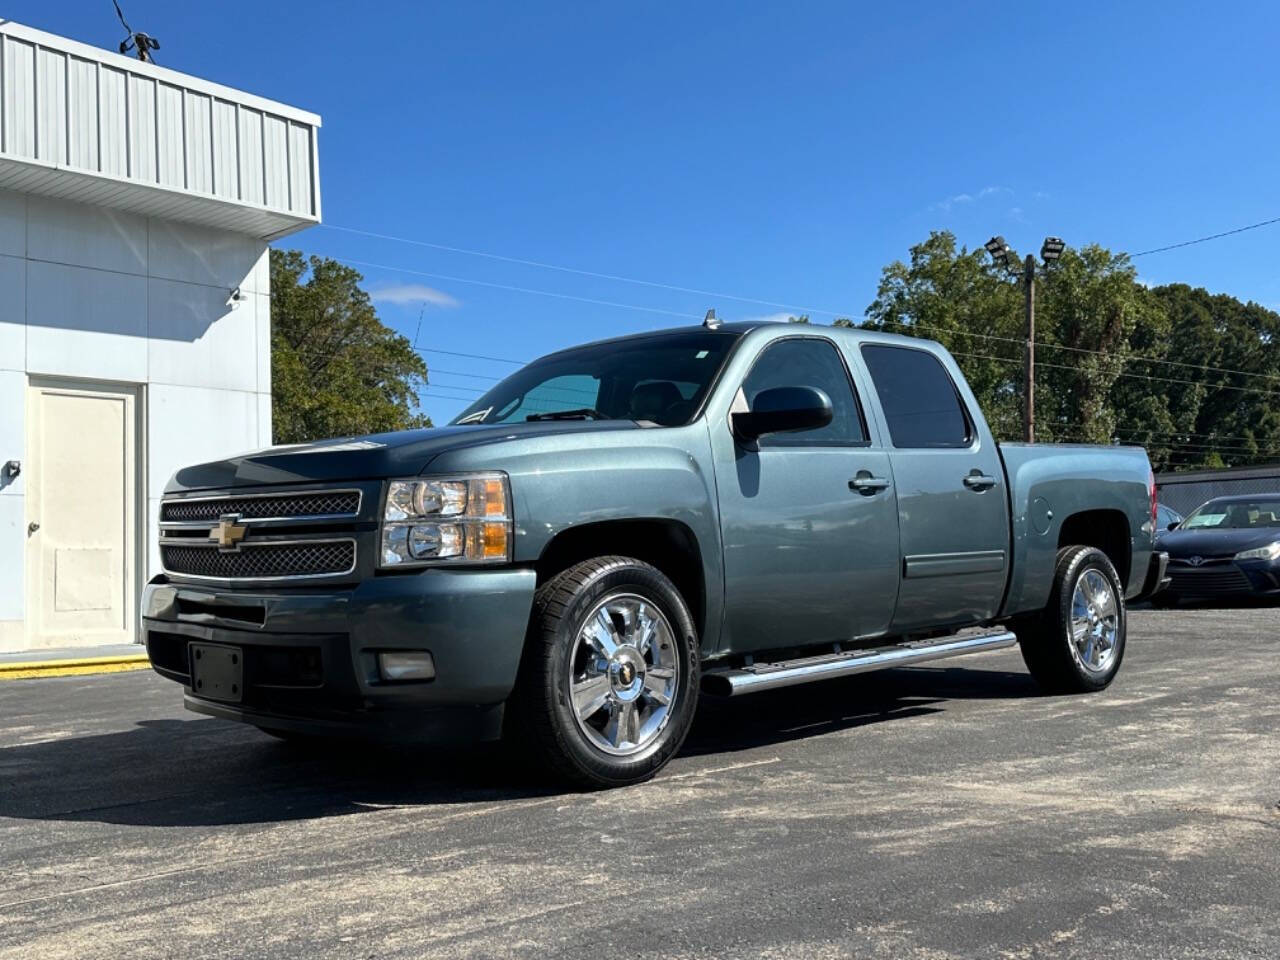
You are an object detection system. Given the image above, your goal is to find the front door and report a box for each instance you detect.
[711,336,900,654]
[25,380,139,649]
[857,344,1010,632]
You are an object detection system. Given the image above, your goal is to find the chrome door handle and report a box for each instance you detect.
[850,473,890,495]
[963,473,997,491]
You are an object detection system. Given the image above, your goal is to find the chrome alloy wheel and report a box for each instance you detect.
[568,592,679,757]
[1069,569,1120,674]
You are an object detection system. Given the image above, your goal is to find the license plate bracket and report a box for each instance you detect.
[190,642,243,702]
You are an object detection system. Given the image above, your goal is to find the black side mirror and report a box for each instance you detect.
[1167,521,1179,531]
[732,386,833,442]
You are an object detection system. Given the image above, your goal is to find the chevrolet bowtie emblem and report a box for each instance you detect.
[211,515,248,551]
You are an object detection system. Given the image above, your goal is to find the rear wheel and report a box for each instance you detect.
[1018,545,1127,693]
[507,556,699,788]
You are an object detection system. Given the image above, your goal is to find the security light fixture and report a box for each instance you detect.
[985,236,1012,267]
[1041,237,1065,261]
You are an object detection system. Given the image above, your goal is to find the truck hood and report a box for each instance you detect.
[1156,526,1280,559]
[166,420,640,493]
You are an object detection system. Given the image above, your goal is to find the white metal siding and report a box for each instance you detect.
[155,82,184,188]
[288,121,311,215]
[211,99,237,199]
[35,47,66,163]
[183,91,212,194]
[128,75,156,182]
[99,66,128,177]
[262,114,288,210]
[0,21,320,238]
[67,56,97,170]
[237,107,264,205]
[2,37,36,158]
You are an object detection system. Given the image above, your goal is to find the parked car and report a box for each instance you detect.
[1155,494,1280,604]
[1156,502,1184,532]
[143,321,1165,786]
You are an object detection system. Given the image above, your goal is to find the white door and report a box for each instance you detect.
[25,380,140,649]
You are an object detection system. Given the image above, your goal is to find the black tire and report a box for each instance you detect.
[507,556,700,788]
[1017,545,1127,694]
[1150,592,1179,609]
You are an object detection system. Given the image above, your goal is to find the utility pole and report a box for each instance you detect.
[984,236,1064,445]
[1023,253,1035,444]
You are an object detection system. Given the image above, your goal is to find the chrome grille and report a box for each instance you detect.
[161,540,356,581]
[161,491,360,523]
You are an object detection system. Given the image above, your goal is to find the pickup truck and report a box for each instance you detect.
[143,320,1168,787]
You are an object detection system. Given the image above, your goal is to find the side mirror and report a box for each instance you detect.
[732,386,833,442]
[1167,521,1179,531]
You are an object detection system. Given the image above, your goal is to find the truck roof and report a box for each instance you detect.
[532,321,942,365]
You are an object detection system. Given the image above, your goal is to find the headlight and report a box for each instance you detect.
[1234,541,1280,562]
[380,473,512,567]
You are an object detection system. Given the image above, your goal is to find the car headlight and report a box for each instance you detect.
[1234,541,1280,562]
[380,473,512,567]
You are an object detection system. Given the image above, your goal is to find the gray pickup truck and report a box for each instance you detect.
[144,320,1167,786]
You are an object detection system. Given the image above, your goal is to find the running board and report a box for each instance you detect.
[700,629,1018,697]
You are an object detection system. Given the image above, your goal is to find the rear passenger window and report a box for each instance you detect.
[861,345,972,448]
[741,338,867,445]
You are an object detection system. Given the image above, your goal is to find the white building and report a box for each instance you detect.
[0,20,321,653]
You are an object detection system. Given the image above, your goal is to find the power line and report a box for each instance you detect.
[337,255,702,322]
[321,223,822,316]
[318,225,1280,383]
[429,367,504,381]
[946,350,1280,400]
[313,244,1280,388]
[419,347,525,365]
[1130,215,1280,258]
[878,318,1280,383]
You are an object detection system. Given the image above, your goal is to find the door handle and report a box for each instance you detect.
[963,473,997,492]
[849,472,890,495]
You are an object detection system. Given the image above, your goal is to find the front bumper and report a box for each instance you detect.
[142,567,537,742]
[1163,557,1280,598]
[1133,551,1170,602]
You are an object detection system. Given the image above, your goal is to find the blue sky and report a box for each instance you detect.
[12,1,1280,423]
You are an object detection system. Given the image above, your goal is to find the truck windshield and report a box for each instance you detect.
[450,332,740,426]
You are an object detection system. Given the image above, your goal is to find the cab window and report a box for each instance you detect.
[741,338,867,445]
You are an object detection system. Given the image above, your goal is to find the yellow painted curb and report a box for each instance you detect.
[0,654,151,680]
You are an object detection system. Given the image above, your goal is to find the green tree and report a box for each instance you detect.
[861,231,1280,469]
[864,231,1023,437]
[1147,284,1280,468]
[270,250,431,443]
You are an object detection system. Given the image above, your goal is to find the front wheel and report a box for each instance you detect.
[507,556,700,788]
[1018,545,1127,693]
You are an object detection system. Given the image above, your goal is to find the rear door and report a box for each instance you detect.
[855,343,1010,632]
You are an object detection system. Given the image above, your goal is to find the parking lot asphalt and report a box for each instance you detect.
[1,607,1277,960]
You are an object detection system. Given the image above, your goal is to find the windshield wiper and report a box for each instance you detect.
[525,408,609,422]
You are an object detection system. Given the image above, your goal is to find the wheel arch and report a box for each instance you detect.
[534,519,707,643]
[1057,509,1132,588]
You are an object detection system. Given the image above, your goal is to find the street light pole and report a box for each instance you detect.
[985,236,1063,445]
[1023,253,1035,444]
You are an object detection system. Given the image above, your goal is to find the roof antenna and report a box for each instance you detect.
[113,0,160,62]
[703,308,721,330]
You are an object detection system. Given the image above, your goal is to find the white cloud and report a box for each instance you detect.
[929,185,1014,214]
[369,284,459,308]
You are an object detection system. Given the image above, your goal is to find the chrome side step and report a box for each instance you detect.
[701,628,1018,697]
